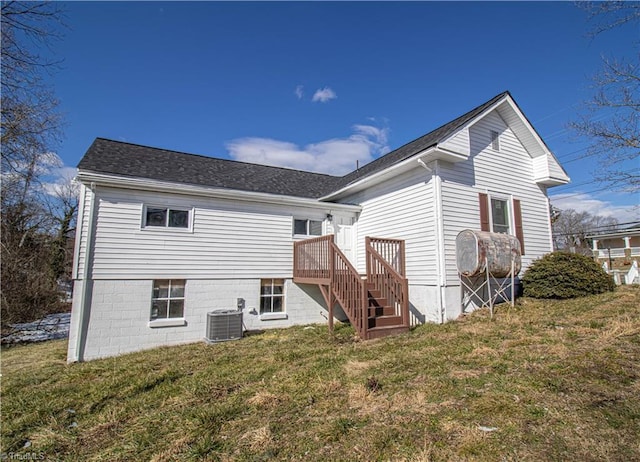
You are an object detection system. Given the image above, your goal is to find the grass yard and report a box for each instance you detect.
[2,286,640,461]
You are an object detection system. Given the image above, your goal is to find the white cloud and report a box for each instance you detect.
[550,192,640,224]
[312,87,337,103]
[294,85,304,100]
[43,166,79,197]
[2,151,79,199]
[226,123,390,176]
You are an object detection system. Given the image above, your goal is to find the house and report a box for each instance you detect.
[587,226,640,284]
[68,91,569,362]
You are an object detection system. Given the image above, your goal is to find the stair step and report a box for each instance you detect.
[368,305,395,317]
[368,315,402,329]
[367,289,382,299]
[366,325,409,340]
[368,296,389,307]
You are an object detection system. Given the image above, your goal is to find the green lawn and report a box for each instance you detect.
[2,286,639,461]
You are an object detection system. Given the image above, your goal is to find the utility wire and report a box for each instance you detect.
[550,186,614,200]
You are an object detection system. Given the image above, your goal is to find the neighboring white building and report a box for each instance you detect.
[587,227,640,285]
[68,91,569,361]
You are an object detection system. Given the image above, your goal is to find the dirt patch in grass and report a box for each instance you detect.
[2,286,639,461]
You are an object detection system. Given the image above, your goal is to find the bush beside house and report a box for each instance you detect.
[522,251,616,299]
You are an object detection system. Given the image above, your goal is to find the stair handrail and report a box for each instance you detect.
[329,241,368,339]
[366,237,410,328]
[366,237,406,276]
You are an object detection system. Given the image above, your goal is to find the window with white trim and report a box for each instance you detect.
[490,197,510,234]
[143,206,191,229]
[490,130,500,151]
[479,192,525,254]
[293,219,322,236]
[260,279,284,314]
[151,279,185,320]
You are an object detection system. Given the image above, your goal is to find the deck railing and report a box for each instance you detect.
[293,234,333,283]
[366,237,410,328]
[366,237,405,276]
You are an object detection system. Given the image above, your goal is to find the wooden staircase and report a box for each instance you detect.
[293,235,410,340]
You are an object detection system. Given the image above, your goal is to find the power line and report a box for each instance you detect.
[550,186,613,200]
[552,179,599,191]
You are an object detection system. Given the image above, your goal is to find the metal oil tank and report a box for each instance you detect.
[456,230,521,278]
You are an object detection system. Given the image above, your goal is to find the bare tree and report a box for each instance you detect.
[1,1,68,328]
[552,208,618,252]
[571,2,640,193]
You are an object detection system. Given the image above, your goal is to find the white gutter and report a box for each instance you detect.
[74,182,97,362]
[71,182,86,280]
[76,171,362,213]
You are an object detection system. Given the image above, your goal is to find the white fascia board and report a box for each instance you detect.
[320,147,438,201]
[76,171,362,213]
[536,176,571,187]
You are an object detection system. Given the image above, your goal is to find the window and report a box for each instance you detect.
[491,198,510,234]
[293,219,322,236]
[260,279,284,314]
[151,279,185,320]
[490,130,500,151]
[144,206,191,229]
[479,193,525,254]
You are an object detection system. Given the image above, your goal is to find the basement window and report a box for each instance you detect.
[260,279,287,320]
[150,279,186,326]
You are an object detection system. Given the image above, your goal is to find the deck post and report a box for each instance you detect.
[328,240,335,332]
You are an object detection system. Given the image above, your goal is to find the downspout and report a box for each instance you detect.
[74,182,97,362]
[545,194,555,252]
[432,160,447,324]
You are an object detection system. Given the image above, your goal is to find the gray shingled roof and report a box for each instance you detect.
[78,91,510,199]
[78,139,343,199]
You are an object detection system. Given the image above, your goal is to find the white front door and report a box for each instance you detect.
[334,216,356,265]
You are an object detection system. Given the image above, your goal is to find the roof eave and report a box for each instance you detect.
[76,170,362,212]
[320,146,449,201]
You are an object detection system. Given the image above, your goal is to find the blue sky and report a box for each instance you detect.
[47,1,638,221]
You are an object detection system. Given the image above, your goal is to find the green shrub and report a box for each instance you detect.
[522,251,615,299]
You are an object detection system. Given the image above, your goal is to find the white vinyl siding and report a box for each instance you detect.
[79,187,349,280]
[439,110,554,283]
[439,127,470,156]
[340,168,437,285]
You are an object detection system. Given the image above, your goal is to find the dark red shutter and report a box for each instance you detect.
[479,193,490,232]
[513,199,525,255]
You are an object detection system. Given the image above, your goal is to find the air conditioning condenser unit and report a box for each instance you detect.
[205,309,243,343]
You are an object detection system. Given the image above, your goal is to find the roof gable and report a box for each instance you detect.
[336,91,510,189]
